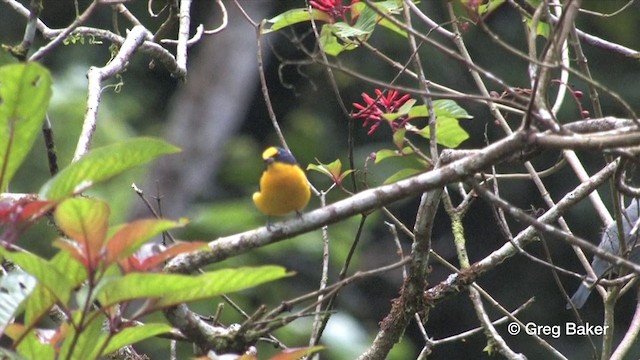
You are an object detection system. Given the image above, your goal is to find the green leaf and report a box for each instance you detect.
[308,159,354,186]
[392,128,406,149]
[95,266,292,308]
[0,62,52,190]
[50,250,88,287]
[58,312,106,360]
[381,99,417,122]
[261,8,332,34]
[0,248,74,306]
[22,285,57,330]
[308,158,342,180]
[11,326,54,360]
[307,163,333,178]
[378,17,407,37]
[374,147,413,164]
[406,100,472,148]
[416,117,469,148]
[39,137,181,200]
[352,0,406,37]
[332,22,371,39]
[374,149,398,164]
[154,266,293,308]
[459,0,506,18]
[408,100,473,120]
[477,0,506,17]
[320,24,359,56]
[101,323,173,356]
[23,252,85,328]
[397,98,417,115]
[383,168,422,184]
[433,99,473,119]
[352,5,378,34]
[526,18,550,38]
[0,270,37,333]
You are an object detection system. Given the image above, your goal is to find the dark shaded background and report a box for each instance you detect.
[2,0,640,358]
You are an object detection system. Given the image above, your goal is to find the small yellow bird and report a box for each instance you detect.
[253,147,311,222]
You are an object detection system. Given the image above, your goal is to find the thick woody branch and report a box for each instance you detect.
[166,125,640,274]
[73,25,151,161]
[165,132,527,273]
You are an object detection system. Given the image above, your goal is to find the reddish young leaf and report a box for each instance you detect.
[0,197,53,224]
[18,200,54,221]
[118,241,206,273]
[104,218,185,268]
[268,346,324,360]
[53,238,89,268]
[54,198,109,271]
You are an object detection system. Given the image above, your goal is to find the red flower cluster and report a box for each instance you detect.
[352,89,413,135]
[310,0,359,23]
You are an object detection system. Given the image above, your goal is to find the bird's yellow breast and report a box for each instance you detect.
[253,161,311,216]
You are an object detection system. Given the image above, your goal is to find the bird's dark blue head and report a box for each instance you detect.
[262,146,298,165]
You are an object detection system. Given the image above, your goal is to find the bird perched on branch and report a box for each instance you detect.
[567,198,640,309]
[253,146,311,225]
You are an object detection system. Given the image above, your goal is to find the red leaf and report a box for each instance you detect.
[104,219,184,267]
[119,241,206,272]
[268,346,324,360]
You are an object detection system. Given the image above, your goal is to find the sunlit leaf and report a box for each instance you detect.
[58,312,105,360]
[23,251,85,328]
[320,24,358,56]
[22,284,56,329]
[0,62,52,190]
[6,324,53,360]
[383,168,422,184]
[353,0,406,36]
[332,22,370,40]
[375,149,398,164]
[378,17,407,37]
[397,98,417,115]
[95,266,292,308]
[307,158,352,185]
[310,160,341,178]
[407,100,471,148]
[477,0,506,17]
[392,128,406,149]
[352,4,378,34]
[39,137,180,200]
[416,117,469,148]
[408,100,473,120]
[526,18,550,38]
[433,99,473,119]
[374,148,413,164]
[261,8,332,34]
[101,323,173,356]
